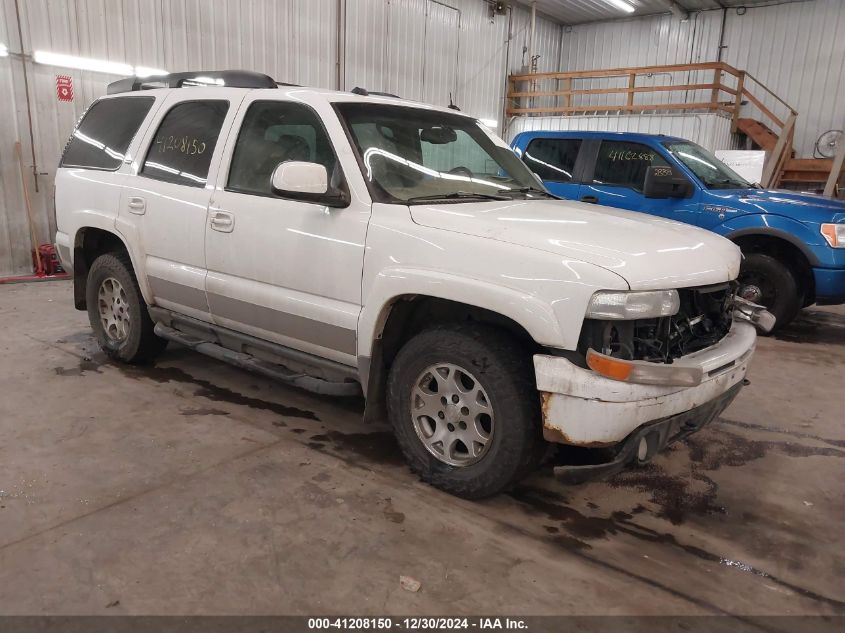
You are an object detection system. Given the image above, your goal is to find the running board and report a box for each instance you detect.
[153,322,361,397]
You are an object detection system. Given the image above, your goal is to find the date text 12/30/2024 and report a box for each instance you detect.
[308,618,528,630]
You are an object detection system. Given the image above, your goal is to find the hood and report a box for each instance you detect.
[734,189,845,223]
[410,198,742,290]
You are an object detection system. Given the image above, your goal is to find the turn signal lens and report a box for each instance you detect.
[586,349,703,386]
[586,349,633,381]
[820,223,845,248]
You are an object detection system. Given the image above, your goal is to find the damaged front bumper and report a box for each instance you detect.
[534,320,757,480]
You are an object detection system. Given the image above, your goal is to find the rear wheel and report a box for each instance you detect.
[738,252,802,332]
[86,251,167,363]
[386,324,544,499]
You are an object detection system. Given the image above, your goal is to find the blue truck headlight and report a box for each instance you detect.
[821,224,845,248]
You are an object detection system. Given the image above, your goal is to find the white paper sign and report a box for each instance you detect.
[715,150,766,185]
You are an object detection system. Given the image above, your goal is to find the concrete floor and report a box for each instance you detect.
[0,280,843,616]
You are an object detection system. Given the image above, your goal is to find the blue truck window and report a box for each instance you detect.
[523,138,581,182]
[594,140,669,192]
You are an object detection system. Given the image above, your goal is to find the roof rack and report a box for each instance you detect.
[351,86,401,99]
[107,70,277,95]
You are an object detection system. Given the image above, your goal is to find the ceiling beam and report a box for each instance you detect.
[660,0,691,21]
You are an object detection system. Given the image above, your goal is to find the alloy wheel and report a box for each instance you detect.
[409,363,494,467]
[97,277,131,342]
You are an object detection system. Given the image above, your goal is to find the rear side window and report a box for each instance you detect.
[141,100,229,187]
[593,141,669,192]
[61,97,154,170]
[227,100,337,196]
[522,138,581,182]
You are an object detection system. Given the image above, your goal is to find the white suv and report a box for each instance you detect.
[54,70,770,498]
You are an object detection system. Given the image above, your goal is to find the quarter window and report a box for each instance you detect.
[61,96,154,170]
[522,138,581,182]
[228,101,337,196]
[141,100,229,187]
[593,141,669,192]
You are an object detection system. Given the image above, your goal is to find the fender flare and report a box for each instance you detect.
[357,267,565,361]
[73,220,151,307]
[714,215,822,267]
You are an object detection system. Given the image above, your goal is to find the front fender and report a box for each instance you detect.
[357,268,564,359]
[714,214,827,267]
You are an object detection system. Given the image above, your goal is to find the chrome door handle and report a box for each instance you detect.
[209,210,234,233]
[127,196,146,214]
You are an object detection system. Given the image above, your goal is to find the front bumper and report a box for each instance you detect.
[534,321,756,447]
[813,267,845,304]
[553,381,743,483]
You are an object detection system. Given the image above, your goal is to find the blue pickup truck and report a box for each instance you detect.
[511,130,845,330]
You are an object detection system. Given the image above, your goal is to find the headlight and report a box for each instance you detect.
[821,223,845,248]
[586,290,680,320]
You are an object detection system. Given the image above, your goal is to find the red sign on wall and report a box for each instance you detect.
[56,75,74,102]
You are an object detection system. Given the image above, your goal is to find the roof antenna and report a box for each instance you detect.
[448,92,461,111]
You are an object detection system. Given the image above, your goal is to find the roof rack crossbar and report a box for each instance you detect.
[351,86,401,99]
[107,70,277,94]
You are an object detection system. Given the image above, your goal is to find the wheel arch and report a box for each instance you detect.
[72,227,137,310]
[728,230,816,305]
[360,293,543,423]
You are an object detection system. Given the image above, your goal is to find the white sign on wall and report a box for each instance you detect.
[715,150,766,185]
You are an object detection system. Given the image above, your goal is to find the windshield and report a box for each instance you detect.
[664,141,753,190]
[335,103,550,203]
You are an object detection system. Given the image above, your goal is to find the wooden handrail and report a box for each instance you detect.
[506,61,793,137]
[762,113,796,188]
[508,102,732,116]
[741,89,784,128]
[507,82,737,99]
[742,71,797,114]
[508,61,738,83]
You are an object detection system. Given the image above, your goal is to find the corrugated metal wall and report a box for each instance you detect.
[0,0,560,277]
[555,10,723,111]
[720,0,845,158]
[551,0,844,158]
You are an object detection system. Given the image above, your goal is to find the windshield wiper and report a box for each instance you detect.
[499,186,557,198]
[709,178,746,189]
[406,191,511,202]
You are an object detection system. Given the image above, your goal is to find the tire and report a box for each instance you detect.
[386,324,544,499]
[86,251,167,363]
[738,252,802,332]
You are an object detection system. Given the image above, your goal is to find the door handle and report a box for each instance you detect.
[127,196,146,214]
[580,195,599,204]
[209,210,234,233]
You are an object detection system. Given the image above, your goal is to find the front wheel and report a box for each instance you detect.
[737,252,802,332]
[386,324,544,499]
[86,251,167,363]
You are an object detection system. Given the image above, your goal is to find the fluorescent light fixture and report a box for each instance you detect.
[605,0,635,13]
[33,50,168,77]
[0,43,8,57]
[479,118,498,129]
[34,50,133,75]
[134,66,169,78]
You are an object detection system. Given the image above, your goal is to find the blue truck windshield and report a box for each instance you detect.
[663,141,754,190]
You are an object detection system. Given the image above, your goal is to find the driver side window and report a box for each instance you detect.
[593,141,669,192]
[227,101,337,197]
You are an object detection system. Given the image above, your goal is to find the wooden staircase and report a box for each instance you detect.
[506,62,844,197]
[735,118,779,152]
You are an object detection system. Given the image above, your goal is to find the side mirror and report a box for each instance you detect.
[643,166,693,199]
[271,161,349,207]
